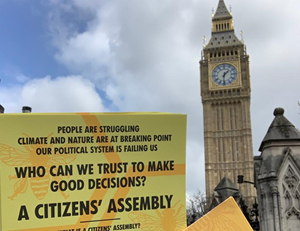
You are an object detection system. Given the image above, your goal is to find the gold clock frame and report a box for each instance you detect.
[208,60,242,91]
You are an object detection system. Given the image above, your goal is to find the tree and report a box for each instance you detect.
[186,190,209,226]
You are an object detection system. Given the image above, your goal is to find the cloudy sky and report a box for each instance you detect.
[0,0,299,196]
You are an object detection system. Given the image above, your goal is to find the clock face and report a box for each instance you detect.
[212,63,237,86]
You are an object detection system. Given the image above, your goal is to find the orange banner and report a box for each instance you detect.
[184,197,253,231]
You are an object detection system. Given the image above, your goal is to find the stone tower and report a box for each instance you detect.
[200,0,256,203]
[255,108,300,230]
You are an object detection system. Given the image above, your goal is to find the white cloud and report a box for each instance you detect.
[45,0,300,196]
[47,0,206,195]
[1,75,106,114]
[55,29,112,77]
[0,84,23,113]
[21,75,105,113]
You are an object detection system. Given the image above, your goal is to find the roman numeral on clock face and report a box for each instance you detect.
[212,63,237,86]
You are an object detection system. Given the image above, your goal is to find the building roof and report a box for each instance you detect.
[205,31,242,49]
[215,176,238,191]
[259,108,300,151]
[213,0,232,20]
[210,176,241,208]
[204,0,242,50]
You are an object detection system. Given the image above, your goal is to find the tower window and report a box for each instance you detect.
[233,39,236,42]
[217,108,220,131]
[226,41,228,44]
[211,42,213,45]
[218,139,221,161]
[236,139,239,161]
[223,138,226,161]
[231,51,233,55]
[229,35,232,39]
[234,107,237,129]
[222,36,224,40]
[221,108,224,130]
[229,107,233,129]
[235,51,238,55]
[215,37,217,40]
[232,138,235,161]
[226,51,229,56]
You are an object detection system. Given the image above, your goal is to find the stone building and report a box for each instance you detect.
[210,176,242,210]
[200,0,256,204]
[255,108,300,230]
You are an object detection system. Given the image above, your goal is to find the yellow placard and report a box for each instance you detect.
[0,113,187,231]
[185,197,253,231]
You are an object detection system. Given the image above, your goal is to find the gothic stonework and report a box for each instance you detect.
[255,108,300,230]
[200,0,256,204]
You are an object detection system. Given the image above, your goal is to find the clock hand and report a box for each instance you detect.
[222,70,229,78]
[222,74,226,85]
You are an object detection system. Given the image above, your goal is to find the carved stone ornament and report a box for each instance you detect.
[284,167,299,192]
[286,207,300,219]
[271,186,279,195]
[261,188,266,199]
[283,165,300,220]
[283,147,292,155]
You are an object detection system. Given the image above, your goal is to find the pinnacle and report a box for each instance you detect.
[213,0,232,20]
[274,107,284,116]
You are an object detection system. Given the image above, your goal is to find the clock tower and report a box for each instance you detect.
[200,0,256,203]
